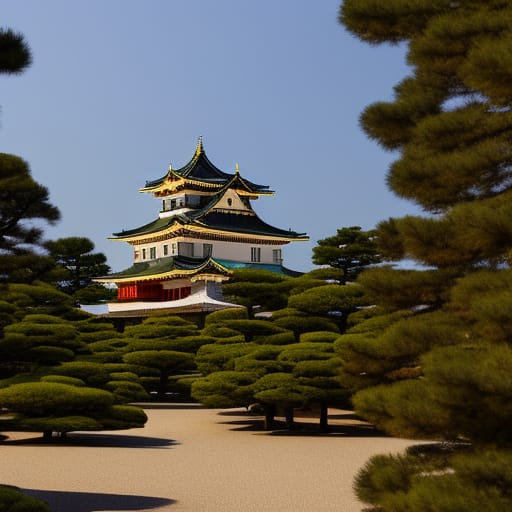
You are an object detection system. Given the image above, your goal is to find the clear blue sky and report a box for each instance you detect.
[2,1,415,272]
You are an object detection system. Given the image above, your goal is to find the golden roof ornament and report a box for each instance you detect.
[195,136,203,156]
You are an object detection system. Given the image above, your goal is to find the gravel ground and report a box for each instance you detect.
[0,405,416,511]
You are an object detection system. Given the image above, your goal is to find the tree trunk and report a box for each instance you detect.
[319,404,329,432]
[158,372,169,399]
[285,407,295,430]
[264,405,275,430]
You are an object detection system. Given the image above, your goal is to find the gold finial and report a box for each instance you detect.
[235,163,240,174]
[168,163,173,172]
[195,136,203,156]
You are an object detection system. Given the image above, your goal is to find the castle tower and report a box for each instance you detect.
[95,139,308,315]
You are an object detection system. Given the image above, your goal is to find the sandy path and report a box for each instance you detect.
[0,406,415,511]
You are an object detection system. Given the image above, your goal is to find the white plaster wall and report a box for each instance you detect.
[135,237,286,265]
[214,189,251,212]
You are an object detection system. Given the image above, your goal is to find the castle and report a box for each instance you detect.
[96,139,308,316]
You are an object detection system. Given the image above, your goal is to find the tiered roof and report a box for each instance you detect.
[112,139,307,244]
[96,255,301,284]
[99,139,308,285]
[96,255,231,284]
[111,201,307,242]
[140,138,273,197]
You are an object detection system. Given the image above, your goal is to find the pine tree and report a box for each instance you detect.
[0,28,31,75]
[312,226,381,284]
[0,29,60,284]
[0,154,60,283]
[339,1,512,509]
[45,236,111,296]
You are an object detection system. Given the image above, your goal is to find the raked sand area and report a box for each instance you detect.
[0,405,415,512]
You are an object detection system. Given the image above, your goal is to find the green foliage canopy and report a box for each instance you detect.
[312,226,381,283]
[338,0,512,508]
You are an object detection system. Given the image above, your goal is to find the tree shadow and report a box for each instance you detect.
[328,412,363,421]
[216,411,386,437]
[1,433,178,448]
[22,488,175,512]
[266,423,386,437]
[133,402,207,410]
[216,409,252,417]
[218,417,267,432]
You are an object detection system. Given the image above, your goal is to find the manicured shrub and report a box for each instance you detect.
[105,380,150,402]
[0,382,114,416]
[40,375,85,386]
[204,307,248,325]
[191,370,257,408]
[255,331,296,345]
[299,331,340,343]
[52,361,111,386]
[0,485,50,512]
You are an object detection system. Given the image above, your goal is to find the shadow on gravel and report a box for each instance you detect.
[134,402,207,410]
[216,411,386,437]
[1,433,178,449]
[266,424,386,437]
[22,488,175,512]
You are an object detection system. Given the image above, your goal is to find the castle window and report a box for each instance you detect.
[251,247,261,262]
[163,244,169,256]
[142,248,147,260]
[203,243,213,257]
[273,249,282,263]
[150,247,156,259]
[227,198,232,206]
[178,242,194,257]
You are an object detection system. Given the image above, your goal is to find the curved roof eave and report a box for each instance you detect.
[94,255,232,284]
[140,140,271,193]
[110,214,188,239]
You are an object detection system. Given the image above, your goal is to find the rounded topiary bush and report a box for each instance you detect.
[299,331,340,343]
[28,345,75,365]
[109,371,140,382]
[273,316,340,340]
[209,335,246,345]
[105,380,150,402]
[51,361,111,386]
[255,331,295,345]
[98,404,148,429]
[17,415,103,433]
[0,382,114,416]
[201,325,243,338]
[0,485,50,512]
[85,351,125,364]
[40,375,85,386]
[225,320,287,341]
[88,338,130,353]
[269,308,306,319]
[204,307,248,325]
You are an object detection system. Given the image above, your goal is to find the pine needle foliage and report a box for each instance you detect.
[339,0,512,508]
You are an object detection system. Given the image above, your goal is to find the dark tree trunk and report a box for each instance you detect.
[264,405,275,430]
[158,372,169,399]
[285,407,295,429]
[319,404,329,432]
